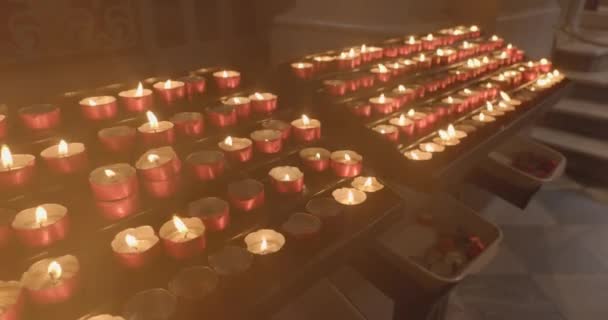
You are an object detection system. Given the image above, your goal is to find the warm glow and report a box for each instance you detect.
[104,169,116,178]
[260,237,268,251]
[147,154,160,163]
[490,35,498,41]
[447,96,454,103]
[378,93,386,103]
[407,36,416,44]
[407,109,415,117]
[301,114,310,125]
[283,174,291,181]
[399,114,407,124]
[222,70,229,78]
[470,25,479,32]
[224,136,233,146]
[424,144,435,152]
[125,234,138,248]
[88,99,97,107]
[553,69,561,76]
[254,92,264,100]
[397,85,406,92]
[379,129,386,134]
[447,125,456,138]
[364,177,373,187]
[163,79,172,89]
[136,82,144,97]
[418,53,426,61]
[507,44,513,49]
[146,111,159,130]
[35,206,48,225]
[464,88,472,95]
[411,152,419,160]
[233,97,241,103]
[436,48,444,56]
[482,56,489,64]
[344,153,352,162]
[360,44,367,52]
[486,101,494,112]
[1,145,13,169]
[47,261,62,280]
[499,51,508,59]
[57,140,68,156]
[527,61,535,68]
[498,74,506,81]
[425,34,434,40]
[438,130,450,141]
[540,58,549,65]
[377,64,388,73]
[346,190,355,204]
[479,113,486,121]
[463,41,471,48]
[348,48,356,57]
[172,216,188,234]
[315,153,321,159]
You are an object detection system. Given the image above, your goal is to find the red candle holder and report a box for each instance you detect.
[180,76,206,100]
[369,95,395,115]
[136,147,181,181]
[0,209,15,250]
[137,114,176,147]
[98,126,136,153]
[419,107,439,126]
[160,216,206,260]
[170,112,204,138]
[95,192,140,221]
[213,70,241,90]
[112,226,160,269]
[398,58,418,73]
[118,83,154,113]
[306,197,345,233]
[370,65,392,83]
[434,48,458,65]
[344,77,359,92]
[407,110,428,131]
[228,179,265,212]
[291,62,315,79]
[442,96,467,114]
[323,80,348,96]
[12,204,69,248]
[0,152,36,190]
[22,255,80,305]
[387,62,407,76]
[269,166,304,194]
[291,115,321,143]
[413,54,432,69]
[79,96,118,121]
[281,213,321,247]
[421,34,441,50]
[299,147,331,172]
[153,80,186,106]
[187,197,230,232]
[222,96,251,119]
[142,175,180,199]
[0,114,7,140]
[40,141,88,175]
[357,73,376,88]
[89,163,138,201]
[372,124,399,142]
[389,115,415,136]
[392,85,417,106]
[18,104,61,131]
[405,37,422,53]
[0,281,23,320]
[261,120,291,141]
[312,55,335,72]
[336,51,361,70]
[347,101,372,117]
[330,150,362,178]
[250,129,283,154]
[477,82,500,100]
[207,105,237,128]
[218,137,253,163]
[249,92,278,114]
[523,68,539,82]
[186,150,225,181]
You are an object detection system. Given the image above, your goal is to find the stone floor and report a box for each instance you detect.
[445,175,608,320]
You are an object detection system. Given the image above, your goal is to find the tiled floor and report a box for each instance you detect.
[446,176,608,320]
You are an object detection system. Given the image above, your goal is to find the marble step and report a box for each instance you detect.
[543,98,608,139]
[551,97,608,121]
[529,126,608,161]
[554,31,608,72]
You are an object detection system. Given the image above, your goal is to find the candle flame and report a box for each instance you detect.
[418,53,426,61]
[1,145,13,169]
[527,61,534,68]
[302,114,310,125]
[260,237,268,251]
[425,34,434,40]
[507,43,513,49]
[463,41,470,48]
[315,152,321,159]
[447,124,456,138]
[479,113,486,121]
[500,91,511,101]
[164,79,172,89]
[348,48,356,57]
[397,85,406,92]
[147,154,160,163]
[438,130,450,140]
[222,70,229,77]
[104,169,116,177]
[482,56,489,64]
[224,136,233,146]
[553,69,560,76]
[344,153,351,162]
[136,82,144,97]
[490,35,498,41]
[470,25,479,31]
[407,36,416,44]
[540,58,549,65]
[47,261,62,280]
[88,99,97,107]
[399,114,407,124]
[464,88,472,94]
[498,74,506,81]
[35,206,48,225]
[411,152,419,160]
[346,190,354,204]
[146,111,159,130]
[57,140,68,156]
[364,177,373,187]
[447,96,454,103]
[254,92,264,100]
[499,51,508,59]
[378,93,386,103]
[283,174,291,181]
[360,44,367,52]
[424,144,435,152]
[436,48,444,56]
[125,234,138,248]
[377,64,388,73]
[486,101,494,112]
[233,97,241,103]
[172,216,188,234]
[407,109,415,117]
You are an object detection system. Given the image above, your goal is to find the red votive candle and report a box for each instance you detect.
[406,109,428,131]
[389,114,415,136]
[434,48,458,65]
[180,75,206,100]
[347,101,372,118]
[369,94,395,114]
[250,129,283,154]
[392,85,417,106]
[323,80,348,96]
[207,105,237,128]
[98,126,136,153]
[22,255,80,305]
[186,150,225,181]
[441,96,467,114]
[118,82,154,113]
[313,55,335,72]
[336,49,361,70]
[538,58,552,73]
[269,166,304,194]
[477,82,500,100]
[40,140,88,175]
[153,79,186,106]
[249,92,278,114]
[222,96,251,119]
[370,64,392,82]
[142,176,180,199]
[291,115,321,143]
[213,70,241,90]
[281,213,322,246]
[0,145,35,190]
[170,112,204,138]
[372,124,399,142]
[12,204,69,248]
[89,163,138,201]
[138,111,175,147]
[18,104,61,131]
[421,34,441,50]
[262,119,291,141]
[299,147,331,172]
[95,192,140,221]
[0,281,23,320]
[218,136,252,163]
[330,150,362,177]
[112,226,160,269]
[228,179,265,212]
[291,62,315,79]
[160,216,206,260]
[79,96,118,121]
[187,197,230,232]
[136,146,181,181]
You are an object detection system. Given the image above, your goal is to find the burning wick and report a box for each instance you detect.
[135,82,144,97]
[447,125,457,138]
[47,261,62,282]
[479,113,486,121]
[1,145,13,169]
[172,216,189,239]
[147,154,160,163]
[282,174,291,181]
[146,111,159,131]
[346,190,355,204]
[260,237,268,252]
[125,234,139,249]
[397,85,406,92]
[425,34,434,40]
[57,140,68,157]
[224,136,233,146]
[470,25,479,32]
[163,79,172,90]
[254,92,264,100]
[104,169,116,178]
[315,153,321,159]
[490,35,499,41]
[361,44,367,52]
[486,101,495,112]
[398,114,407,125]
[377,64,388,73]
[378,94,386,103]
[222,70,229,78]
[418,53,426,61]
[344,153,352,162]
[363,177,372,188]
[35,206,48,227]
[88,99,97,107]
[500,91,511,101]
[302,114,310,126]
[407,109,415,117]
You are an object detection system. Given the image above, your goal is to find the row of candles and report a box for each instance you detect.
[0,69,242,138]
[290,24,488,78]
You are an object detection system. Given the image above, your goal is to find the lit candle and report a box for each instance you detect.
[269,166,304,193]
[332,188,367,206]
[351,176,384,192]
[213,70,241,89]
[250,129,283,154]
[433,129,460,146]
[118,82,154,112]
[447,124,467,139]
[291,114,321,142]
[404,149,432,161]
[370,64,391,82]
[372,124,399,142]
[312,55,335,71]
[484,101,505,117]
[299,147,331,172]
[434,47,457,65]
[538,58,552,73]
[0,281,23,320]
[419,142,445,153]
[473,112,496,123]
[406,108,428,130]
[249,92,278,114]
[40,139,88,174]
[414,53,432,69]
[137,111,175,147]
[244,229,285,255]
[441,96,466,114]
[291,62,315,79]
[369,93,395,114]
[12,204,69,248]
[0,145,36,190]
[111,226,160,269]
[330,150,362,177]
[227,179,265,212]
[223,96,251,119]
[79,96,118,120]
[336,48,361,70]
[89,163,138,201]
[159,216,206,260]
[135,146,181,181]
[398,58,418,72]
[392,84,417,105]
[21,255,80,304]
[499,91,522,107]
[389,114,415,136]
[218,136,253,163]
[18,104,61,131]
[405,36,422,52]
